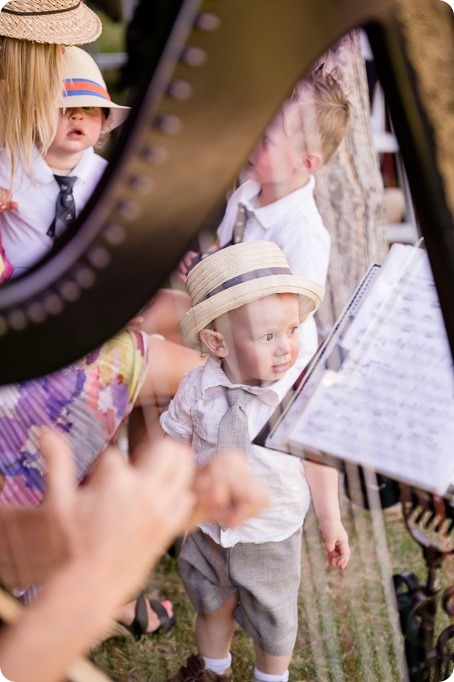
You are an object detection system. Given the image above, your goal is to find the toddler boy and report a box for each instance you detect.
[162,241,350,682]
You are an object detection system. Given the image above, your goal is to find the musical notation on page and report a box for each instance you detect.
[259,243,454,497]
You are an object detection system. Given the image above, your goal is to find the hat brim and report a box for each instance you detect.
[0,2,102,45]
[178,275,324,343]
[60,94,130,131]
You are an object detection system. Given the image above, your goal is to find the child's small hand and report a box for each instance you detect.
[0,187,18,212]
[178,250,199,284]
[0,200,18,212]
[127,315,145,330]
[318,519,350,570]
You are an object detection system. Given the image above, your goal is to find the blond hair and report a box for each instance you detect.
[0,37,62,187]
[285,65,351,164]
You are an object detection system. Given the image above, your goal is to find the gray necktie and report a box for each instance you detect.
[232,203,252,244]
[47,175,77,238]
[216,386,255,531]
[217,387,254,455]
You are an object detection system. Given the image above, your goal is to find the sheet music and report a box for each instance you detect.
[266,244,454,496]
[340,243,423,351]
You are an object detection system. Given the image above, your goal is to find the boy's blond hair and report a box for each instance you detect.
[0,38,62,185]
[284,64,351,165]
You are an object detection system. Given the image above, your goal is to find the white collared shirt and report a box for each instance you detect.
[160,356,311,547]
[0,146,107,277]
[216,177,330,361]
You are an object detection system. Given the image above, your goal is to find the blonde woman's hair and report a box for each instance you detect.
[285,65,351,165]
[0,38,62,187]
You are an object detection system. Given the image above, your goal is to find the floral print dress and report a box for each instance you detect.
[0,329,148,506]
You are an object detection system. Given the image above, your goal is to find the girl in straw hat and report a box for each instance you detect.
[0,0,102,183]
[0,0,101,279]
[0,45,130,279]
[162,241,350,682]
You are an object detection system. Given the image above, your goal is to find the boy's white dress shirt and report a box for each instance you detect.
[0,146,107,277]
[160,356,311,548]
[217,177,330,364]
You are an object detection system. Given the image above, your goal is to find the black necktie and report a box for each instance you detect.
[47,175,77,238]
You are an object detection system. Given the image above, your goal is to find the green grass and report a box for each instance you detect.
[90,501,454,681]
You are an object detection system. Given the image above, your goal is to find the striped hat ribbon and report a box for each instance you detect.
[63,78,111,102]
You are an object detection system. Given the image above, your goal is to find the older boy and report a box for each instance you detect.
[178,66,351,368]
[162,241,350,682]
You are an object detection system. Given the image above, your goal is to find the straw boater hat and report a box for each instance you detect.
[0,0,102,45]
[61,46,130,132]
[178,241,325,343]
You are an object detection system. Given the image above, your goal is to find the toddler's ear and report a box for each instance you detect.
[300,151,323,174]
[199,329,229,358]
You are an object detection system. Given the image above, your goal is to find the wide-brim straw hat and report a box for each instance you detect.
[0,0,102,45]
[61,46,130,132]
[178,241,325,343]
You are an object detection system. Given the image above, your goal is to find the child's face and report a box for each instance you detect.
[48,107,104,157]
[245,110,300,185]
[214,293,300,386]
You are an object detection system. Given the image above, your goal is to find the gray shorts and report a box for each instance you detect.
[177,528,302,656]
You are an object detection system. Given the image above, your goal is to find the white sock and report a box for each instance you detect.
[202,653,232,675]
[253,668,289,682]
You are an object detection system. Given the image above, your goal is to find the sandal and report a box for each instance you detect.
[127,593,177,639]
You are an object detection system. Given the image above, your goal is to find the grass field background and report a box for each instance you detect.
[91,499,454,681]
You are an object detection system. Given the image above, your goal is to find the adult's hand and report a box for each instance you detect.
[0,431,196,682]
[0,500,69,589]
[191,449,269,528]
[0,430,196,593]
[42,430,196,594]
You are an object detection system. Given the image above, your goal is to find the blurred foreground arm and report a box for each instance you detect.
[191,449,269,528]
[0,431,195,682]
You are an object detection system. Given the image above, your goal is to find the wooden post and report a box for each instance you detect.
[313,30,389,337]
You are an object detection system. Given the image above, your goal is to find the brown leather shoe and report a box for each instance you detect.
[168,653,232,681]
